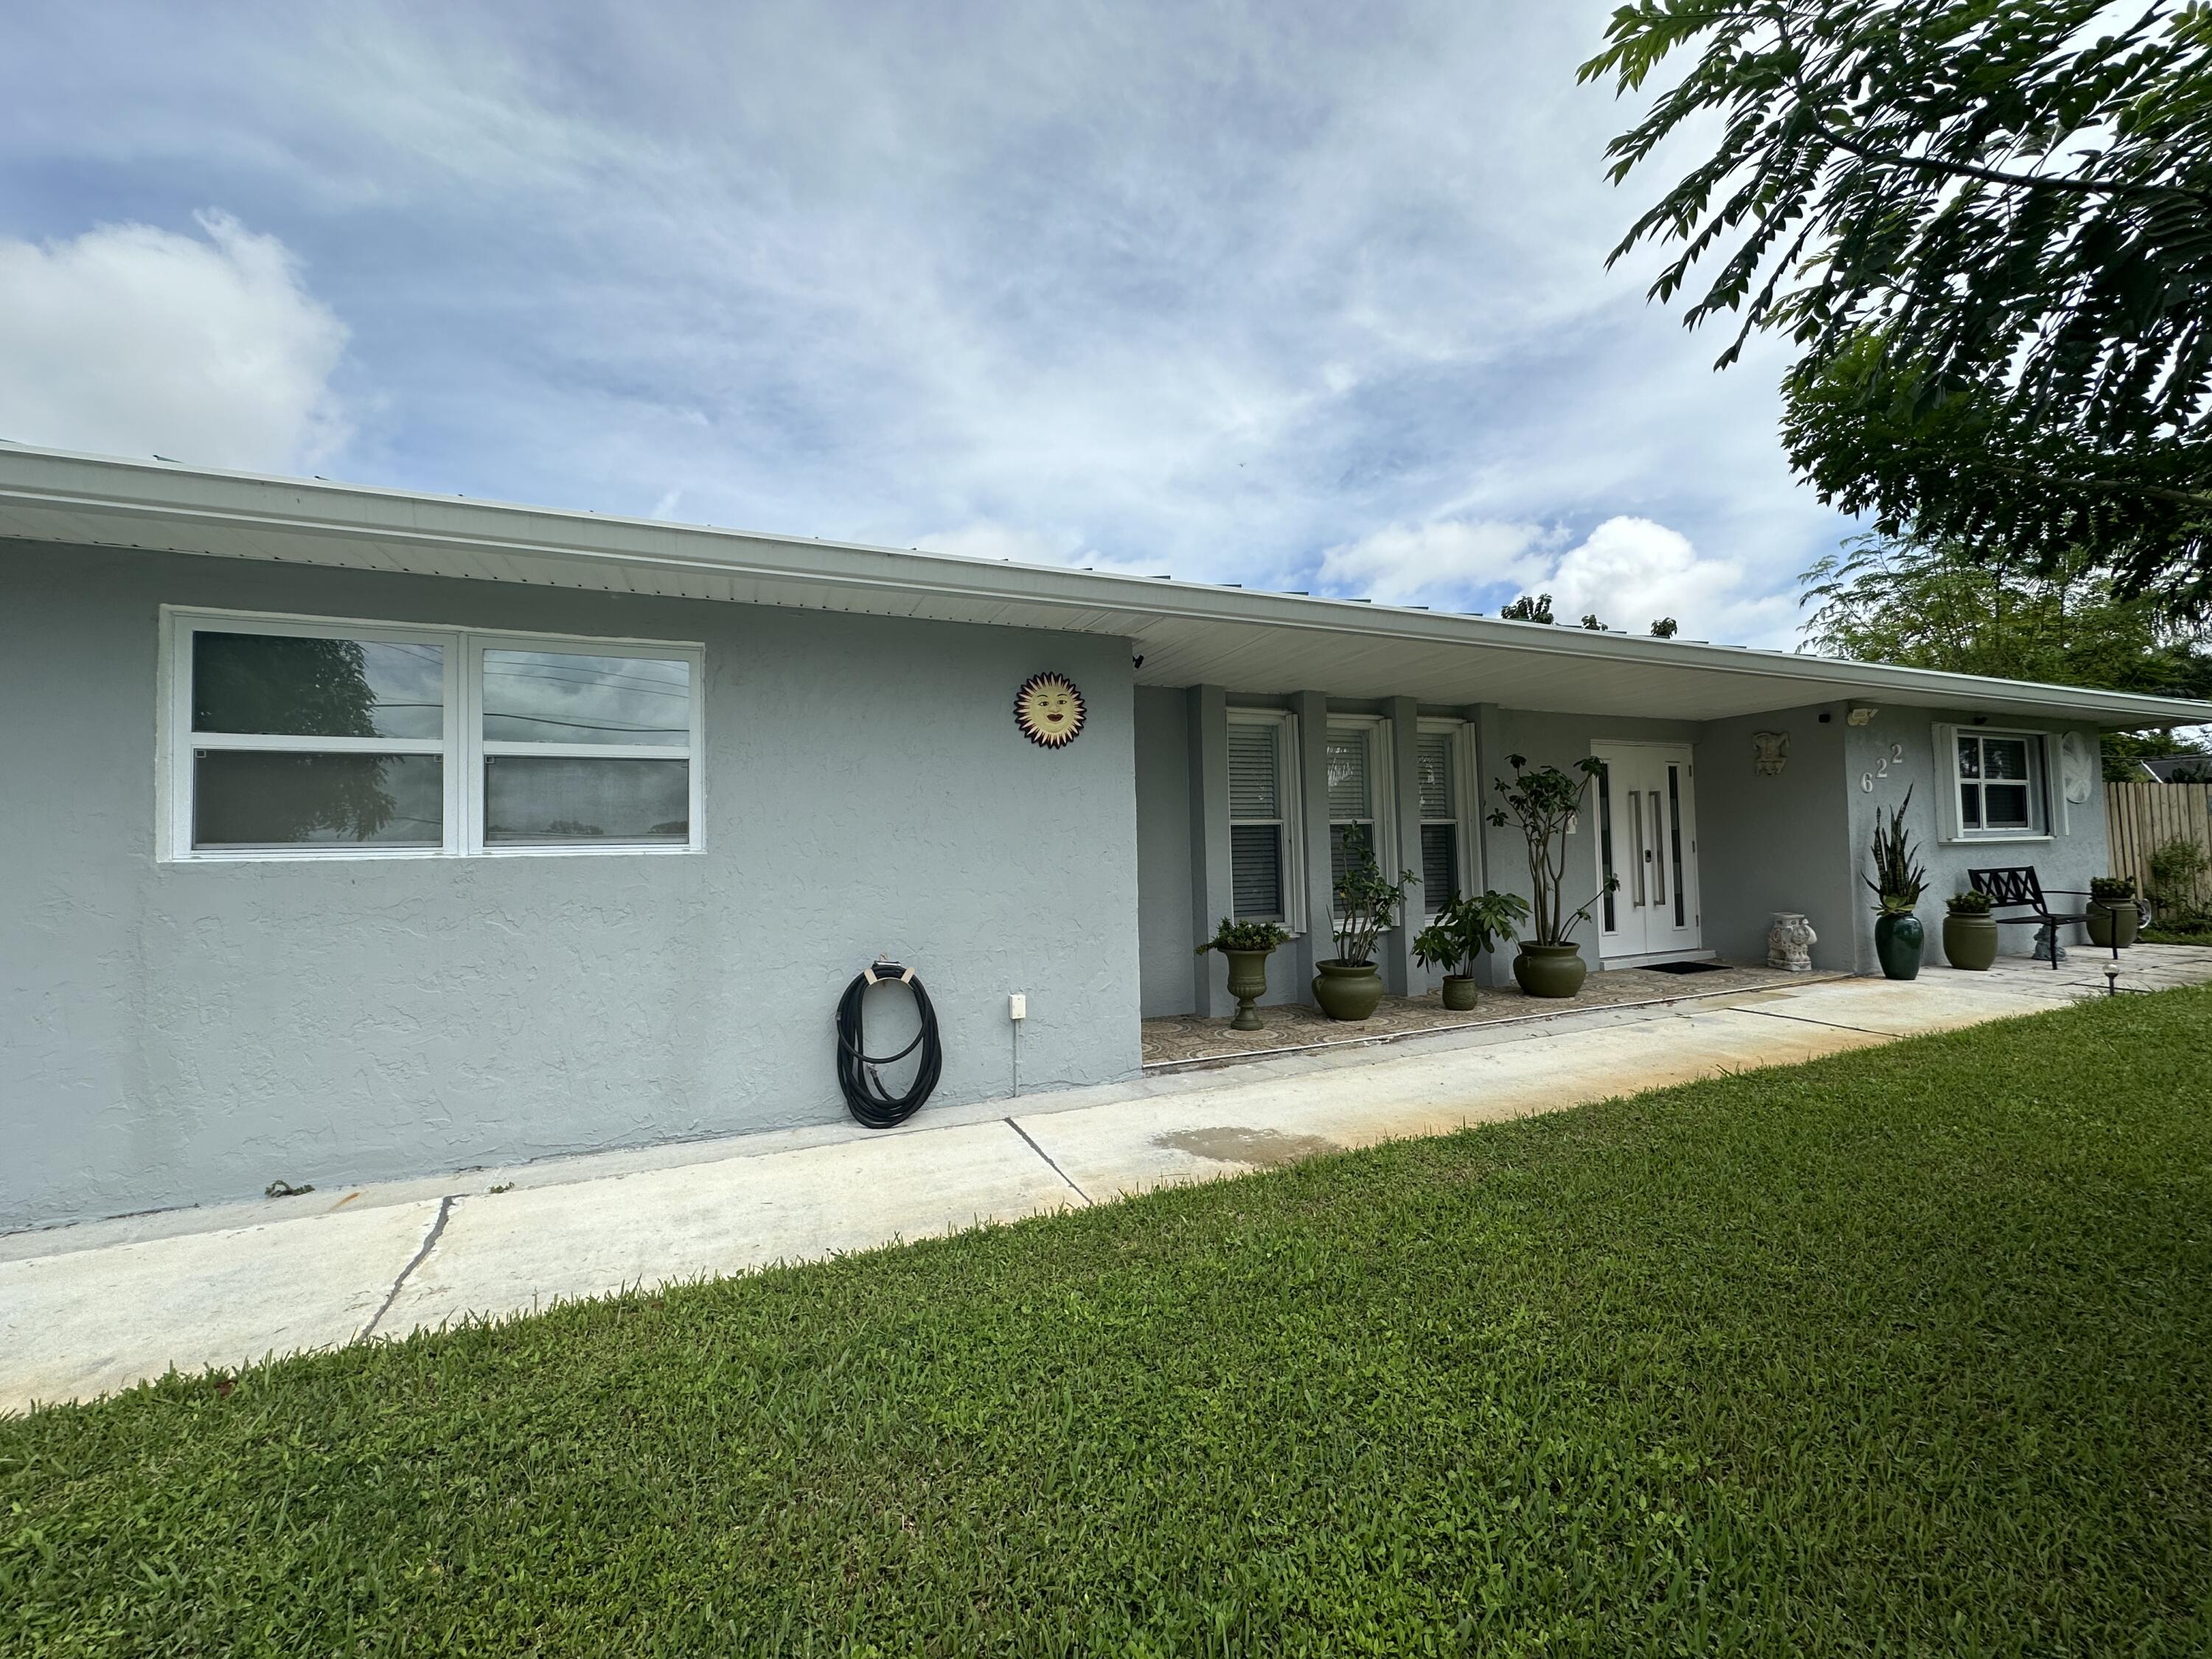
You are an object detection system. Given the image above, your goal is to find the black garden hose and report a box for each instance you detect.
[835,964,944,1129]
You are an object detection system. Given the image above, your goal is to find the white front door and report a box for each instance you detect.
[1591,741,1703,964]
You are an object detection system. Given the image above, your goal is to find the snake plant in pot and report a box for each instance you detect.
[1412,889,1530,1011]
[1312,855,1416,1021]
[1195,917,1293,1031]
[1486,755,1617,998]
[1866,789,1927,980]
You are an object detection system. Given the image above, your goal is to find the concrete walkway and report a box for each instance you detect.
[6,948,2207,1414]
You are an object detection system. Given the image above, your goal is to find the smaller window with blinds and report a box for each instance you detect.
[1326,723,1377,898]
[1228,714,1296,925]
[1415,724,1465,915]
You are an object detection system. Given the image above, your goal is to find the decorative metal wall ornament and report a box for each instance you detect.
[1752,730,1790,776]
[1014,672,1086,748]
[2059,730,2096,804]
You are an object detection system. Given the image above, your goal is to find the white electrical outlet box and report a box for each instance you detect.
[1008,992,1027,1021]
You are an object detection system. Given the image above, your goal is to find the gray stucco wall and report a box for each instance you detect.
[1133,686,1195,1017]
[1694,706,1857,973]
[1,542,1142,1230]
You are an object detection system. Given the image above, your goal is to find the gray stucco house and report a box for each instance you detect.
[4,446,2205,1231]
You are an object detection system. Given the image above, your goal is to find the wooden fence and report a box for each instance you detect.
[2105,779,2212,913]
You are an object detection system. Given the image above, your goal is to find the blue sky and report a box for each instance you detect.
[0,1,1855,646]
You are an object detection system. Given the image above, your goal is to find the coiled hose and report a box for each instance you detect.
[834,963,943,1128]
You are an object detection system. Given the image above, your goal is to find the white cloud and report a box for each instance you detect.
[1317,518,1548,605]
[0,211,347,471]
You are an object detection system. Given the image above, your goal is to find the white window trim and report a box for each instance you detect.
[1415,716,1478,917]
[1225,708,1305,934]
[1933,722,2054,845]
[161,606,705,862]
[1325,714,1396,919]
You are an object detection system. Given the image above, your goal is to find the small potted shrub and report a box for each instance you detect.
[1312,857,1416,1021]
[1865,789,1927,979]
[1486,754,1617,998]
[1412,890,1530,1010]
[1196,917,1293,1031]
[2087,876,2140,949]
[1941,889,1997,970]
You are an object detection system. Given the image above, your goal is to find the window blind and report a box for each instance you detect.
[1228,723,1279,819]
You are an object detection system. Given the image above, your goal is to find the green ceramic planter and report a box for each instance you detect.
[1512,942,1587,999]
[1441,975,1480,1012]
[1312,958,1385,1021]
[1874,912,1924,981]
[2087,902,2138,949]
[1222,949,1272,1031]
[1941,914,1998,972]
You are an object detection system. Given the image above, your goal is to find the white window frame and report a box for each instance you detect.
[1933,723,2053,844]
[1225,708,1305,933]
[1324,714,1395,919]
[161,606,705,861]
[1415,717,1479,917]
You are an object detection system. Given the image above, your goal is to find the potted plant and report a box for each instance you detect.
[1486,755,1617,998]
[1941,889,1997,971]
[1312,856,1417,1021]
[1865,789,1927,979]
[1195,917,1293,1031]
[2087,876,2140,948]
[1413,890,1531,1010]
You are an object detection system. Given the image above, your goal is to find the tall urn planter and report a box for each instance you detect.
[1874,913,1924,980]
[1865,791,1928,983]
[1195,919,1292,1032]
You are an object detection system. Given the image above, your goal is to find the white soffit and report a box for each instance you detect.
[1,444,2205,729]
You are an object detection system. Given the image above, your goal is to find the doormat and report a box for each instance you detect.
[1641,959,1729,974]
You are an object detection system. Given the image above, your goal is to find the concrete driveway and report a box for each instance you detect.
[6,949,2206,1414]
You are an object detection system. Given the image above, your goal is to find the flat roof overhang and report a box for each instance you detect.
[2,444,2205,731]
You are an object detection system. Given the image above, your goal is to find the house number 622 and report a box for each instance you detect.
[1860,742,1906,793]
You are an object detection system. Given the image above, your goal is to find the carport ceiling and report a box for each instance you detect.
[2,444,2205,730]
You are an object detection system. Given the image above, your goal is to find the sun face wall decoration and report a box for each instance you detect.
[1014,672,1086,748]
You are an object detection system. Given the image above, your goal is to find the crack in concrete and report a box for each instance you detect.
[359,1194,453,1342]
[1004,1118,1091,1205]
[1735,1006,1899,1039]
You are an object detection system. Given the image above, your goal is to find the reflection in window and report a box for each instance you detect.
[193,633,443,739]
[1955,731,2045,835]
[192,752,442,848]
[481,651,691,745]
[484,757,690,844]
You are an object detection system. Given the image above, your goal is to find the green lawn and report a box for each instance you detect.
[7,992,2212,1655]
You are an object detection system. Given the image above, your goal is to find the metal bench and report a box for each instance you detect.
[1966,866,2102,968]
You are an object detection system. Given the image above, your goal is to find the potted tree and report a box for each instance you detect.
[1195,917,1293,1031]
[1312,856,1416,1021]
[1486,755,1617,998]
[1941,889,1997,970]
[1866,790,1927,979]
[1412,890,1531,1010]
[2087,876,2140,948]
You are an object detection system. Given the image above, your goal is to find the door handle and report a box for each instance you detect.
[1629,790,1647,906]
[1649,790,1666,908]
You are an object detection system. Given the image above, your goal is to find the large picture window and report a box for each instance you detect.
[1950,728,2049,838]
[167,611,702,858]
[1227,712,1298,925]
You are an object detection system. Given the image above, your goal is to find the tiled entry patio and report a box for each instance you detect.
[1145,959,1848,1070]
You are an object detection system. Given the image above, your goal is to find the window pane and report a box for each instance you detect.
[1329,821,1375,894]
[1597,763,1615,931]
[1983,783,2031,828]
[194,751,442,848]
[484,757,689,844]
[1421,823,1457,908]
[193,632,443,740]
[1669,766,1686,927]
[1961,785,1982,829]
[1983,737,2030,781]
[1956,736,1980,779]
[1230,823,1282,919]
[1326,729,1371,821]
[1416,734,1453,820]
[481,650,692,745]
[1226,723,1279,820]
